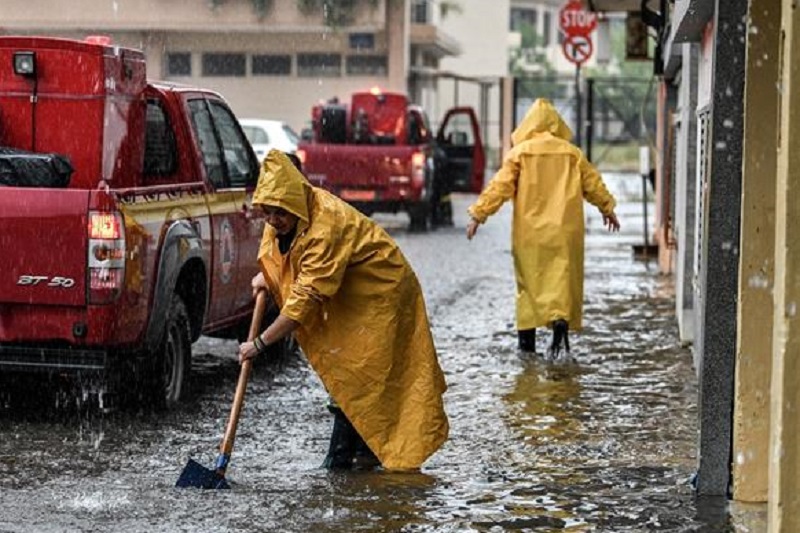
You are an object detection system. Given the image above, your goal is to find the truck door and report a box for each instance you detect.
[187,97,256,326]
[204,97,263,319]
[436,107,486,194]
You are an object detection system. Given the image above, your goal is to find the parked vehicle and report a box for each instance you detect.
[0,36,275,409]
[239,118,300,161]
[296,89,485,231]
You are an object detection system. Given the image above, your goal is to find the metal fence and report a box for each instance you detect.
[513,75,657,168]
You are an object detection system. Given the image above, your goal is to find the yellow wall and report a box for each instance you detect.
[732,0,780,503]
[769,1,800,530]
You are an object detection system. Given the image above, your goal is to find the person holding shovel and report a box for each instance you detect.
[466,98,620,358]
[238,150,449,471]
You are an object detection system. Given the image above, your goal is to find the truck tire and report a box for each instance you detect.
[143,294,192,410]
[408,201,430,232]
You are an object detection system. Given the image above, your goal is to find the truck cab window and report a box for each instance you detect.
[407,111,428,145]
[440,115,474,147]
[188,99,225,188]
[143,99,177,177]
[208,101,258,188]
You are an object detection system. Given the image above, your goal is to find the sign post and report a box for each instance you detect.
[559,0,597,149]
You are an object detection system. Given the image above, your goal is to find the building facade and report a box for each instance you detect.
[586,1,800,531]
[0,0,464,134]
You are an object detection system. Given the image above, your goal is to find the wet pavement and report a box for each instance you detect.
[0,175,768,532]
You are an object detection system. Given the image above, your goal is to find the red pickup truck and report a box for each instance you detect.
[296,89,485,230]
[0,36,271,409]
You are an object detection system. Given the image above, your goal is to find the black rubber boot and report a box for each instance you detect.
[518,328,536,352]
[439,197,454,227]
[548,319,570,359]
[353,439,381,470]
[321,407,359,470]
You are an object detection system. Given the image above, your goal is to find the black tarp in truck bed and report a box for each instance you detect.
[0,147,73,188]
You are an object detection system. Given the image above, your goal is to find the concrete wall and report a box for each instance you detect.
[673,43,699,346]
[694,0,748,496]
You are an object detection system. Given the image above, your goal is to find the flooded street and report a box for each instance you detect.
[0,179,766,532]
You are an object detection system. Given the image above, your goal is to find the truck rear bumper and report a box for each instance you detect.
[0,344,108,373]
[349,199,422,215]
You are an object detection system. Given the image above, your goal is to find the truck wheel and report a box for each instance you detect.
[145,294,191,410]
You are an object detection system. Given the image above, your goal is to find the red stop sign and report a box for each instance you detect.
[559,0,597,37]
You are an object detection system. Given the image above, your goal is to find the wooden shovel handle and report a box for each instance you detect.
[219,290,268,458]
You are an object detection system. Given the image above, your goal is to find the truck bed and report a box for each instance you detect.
[299,143,425,204]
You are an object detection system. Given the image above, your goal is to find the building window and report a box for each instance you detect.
[411,0,431,24]
[349,32,375,51]
[543,11,552,46]
[297,53,341,77]
[510,7,538,32]
[346,55,388,76]
[252,54,291,75]
[166,52,191,76]
[202,53,246,76]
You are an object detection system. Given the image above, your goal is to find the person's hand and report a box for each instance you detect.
[603,212,620,232]
[239,340,260,364]
[251,272,266,297]
[466,218,480,240]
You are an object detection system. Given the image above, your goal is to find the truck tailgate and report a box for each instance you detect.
[0,189,89,306]
[302,144,415,189]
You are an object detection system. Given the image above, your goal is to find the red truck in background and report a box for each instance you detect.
[0,36,275,410]
[296,89,486,231]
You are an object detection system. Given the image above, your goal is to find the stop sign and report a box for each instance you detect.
[559,0,597,37]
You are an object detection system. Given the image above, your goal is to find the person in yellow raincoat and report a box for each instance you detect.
[238,150,449,471]
[466,98,620,357]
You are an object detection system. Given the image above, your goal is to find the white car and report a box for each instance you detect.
[239,118,300,161]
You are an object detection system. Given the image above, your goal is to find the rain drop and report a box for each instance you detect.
[748,273,769,289]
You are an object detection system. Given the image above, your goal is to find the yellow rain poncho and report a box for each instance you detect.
[253,150,448,470]
[468,99,616,331]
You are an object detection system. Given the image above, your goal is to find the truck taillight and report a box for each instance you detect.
[411,152,426,187]
[87,211,126,304]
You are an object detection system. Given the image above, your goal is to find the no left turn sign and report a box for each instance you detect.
[562,34,593,66]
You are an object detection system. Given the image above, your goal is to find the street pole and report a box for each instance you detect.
[574,64,582,149]
[586,77,594,162]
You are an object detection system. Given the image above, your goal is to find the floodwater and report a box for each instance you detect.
[0,177,767,532]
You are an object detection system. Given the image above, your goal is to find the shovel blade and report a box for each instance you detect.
[175,459,230,489]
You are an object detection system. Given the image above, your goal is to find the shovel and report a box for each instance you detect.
[176,290,268,489]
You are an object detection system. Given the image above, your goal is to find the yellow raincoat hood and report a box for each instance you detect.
[252,150,310,234]
[254,150,449,469]
[469,101,615,331]
[511,98,573,146]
